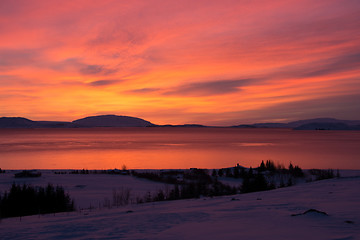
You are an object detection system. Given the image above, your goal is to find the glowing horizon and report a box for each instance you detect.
[1,0,360,125]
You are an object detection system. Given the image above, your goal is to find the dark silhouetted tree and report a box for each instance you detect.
[265,160,276,171]
[218,169,224,177]
[241,173,270,193]
[0,183,74,218]
[259,160,266,171]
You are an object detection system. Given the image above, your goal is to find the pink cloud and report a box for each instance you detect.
[0,0,360,124]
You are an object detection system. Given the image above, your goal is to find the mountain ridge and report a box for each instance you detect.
[72,115,153,127]
[0,115,154,128]
[233,118,360,130]
[1,115,360,130]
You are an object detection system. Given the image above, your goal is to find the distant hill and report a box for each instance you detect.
[0,117,78,128]
[230,124,257,128]
[287,118,360,128]
[72,115,154,127]
[0,115,154,128]
[35,121,77,128]
[0,117,36,128]
[153,124,208,128]
[1,115,360,130]
[252,122,289,128]
[294,122,360,130]
[233,118,360,130]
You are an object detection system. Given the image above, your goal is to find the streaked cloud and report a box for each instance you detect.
[301,52,360,78]
[80,65,118,76]
[0,0,359,124]
[87,79,122,87]
[129,88,160,94]
[164,79,252,96]
[0,49,41,68]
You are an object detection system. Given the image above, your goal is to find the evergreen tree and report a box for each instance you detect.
[289,163,294,172]
[0,183,74,218]
[225,168,233,178]
[233,167,240,178]
[248,167,253,178]
[241,173,269,193]
[265,160,276,171]
[259,161,266,171]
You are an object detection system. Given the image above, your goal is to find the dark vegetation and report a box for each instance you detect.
[133,168,237,203]
[50,160,339,206]
[0,183,74,219]
[131,160,339,203]
[54,168,130,175]
[52,160,338,206]
[0,161,340,216]
[14,170,41,178]
[131,161,286,202]
[308,169,339,180]
[0,162,341,217]
[211,160,305,193]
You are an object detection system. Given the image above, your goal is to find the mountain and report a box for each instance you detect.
[0,117,77,128]
[1,115,360,129]
[35,121,77,128]
[72,115,154,127]
[153,124,208,128]
[252,122,289,128]
[229,124,257,128]
[0,115,154,128]
[294,122,360,130]
[287,118,360,128]
[289,118,360,130]
[0,117,36,128]
[233,118,360,130]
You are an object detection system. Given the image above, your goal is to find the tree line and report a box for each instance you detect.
[0,183,74,219]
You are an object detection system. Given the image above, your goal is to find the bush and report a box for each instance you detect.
[0,183,74,218]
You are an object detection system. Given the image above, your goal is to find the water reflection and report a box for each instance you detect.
[0,128,359,169]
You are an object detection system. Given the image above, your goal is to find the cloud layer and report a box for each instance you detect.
[1,0,360,124]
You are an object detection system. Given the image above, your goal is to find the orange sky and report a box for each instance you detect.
[1,0,360,125]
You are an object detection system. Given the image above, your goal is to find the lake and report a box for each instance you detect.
[0,128,359,170]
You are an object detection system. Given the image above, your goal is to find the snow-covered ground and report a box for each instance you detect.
[0,170,172,209]
[0,171,359,239]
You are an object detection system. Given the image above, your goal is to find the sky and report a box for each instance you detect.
[0,0,360,125]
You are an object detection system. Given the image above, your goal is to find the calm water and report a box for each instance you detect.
[0,128,359,169]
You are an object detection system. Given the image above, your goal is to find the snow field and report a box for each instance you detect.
[0,171,359,239]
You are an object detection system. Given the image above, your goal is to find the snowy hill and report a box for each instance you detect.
[0,172,359,239]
